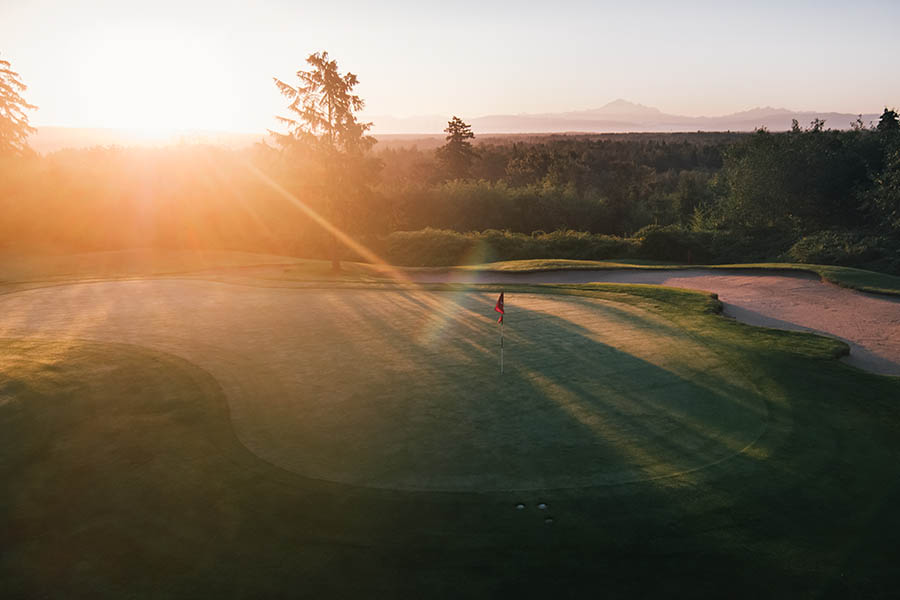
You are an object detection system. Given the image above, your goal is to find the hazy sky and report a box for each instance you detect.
[2,0,898,132]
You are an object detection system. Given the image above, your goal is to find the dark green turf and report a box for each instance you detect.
[2,282,900,598]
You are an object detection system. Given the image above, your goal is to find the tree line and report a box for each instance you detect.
[2,51,899,273]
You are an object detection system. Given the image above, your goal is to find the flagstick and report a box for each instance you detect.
[500,320,504,375]
[494,291,505,375]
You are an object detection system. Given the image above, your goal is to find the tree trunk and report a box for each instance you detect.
[330,231,341,273]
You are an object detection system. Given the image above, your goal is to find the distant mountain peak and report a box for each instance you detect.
[596,99,663,116]
[728,106,793,118]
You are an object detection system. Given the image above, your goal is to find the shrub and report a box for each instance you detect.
[633,225,718,263]
[382,228,637,266]
[786,230,900,273]
[708,226,796,263]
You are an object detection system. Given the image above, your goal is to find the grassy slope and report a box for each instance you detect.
[0,249,393,296]
[459,258,900,296]
[0,248,301,281]
[4,250,898,296]
[3,280,900,598]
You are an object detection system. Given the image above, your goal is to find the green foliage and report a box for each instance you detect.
[716,125,875,232]
[786,230,900,273]
[876,108,899,134]
[0,147,343,256]
[6,124,900,276]
[272,51,374,154]
[382,228,636,266]
[380,224,835,270]
[865,148,900,231]
[393,179,611,233]
[708,226,797,263]
[384,228,474,266]
[435,116,477,179]
[0,54,37,157]
[633,224,718,263]
[271,51,380,269]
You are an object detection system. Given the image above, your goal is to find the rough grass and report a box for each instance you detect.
[0,248,303,282]
[0,249,393,296]
[3,278,900,597]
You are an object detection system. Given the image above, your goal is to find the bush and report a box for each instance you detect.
[383,226,829,268]
[384,229,477,266]
[786,230,900,273]
[382,228,637,267]
[633,225,719,263]
[708,226,796,263]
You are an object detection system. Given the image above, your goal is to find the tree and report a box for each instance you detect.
[0,54,37,157]
[850,115,871,131]
[717,128,869,231]
[876,108,899,134]
[273,51,378,271]
[865,148,900,231]
[436,116,477,179]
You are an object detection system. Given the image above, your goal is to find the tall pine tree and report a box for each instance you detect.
[436,116,477,180]
[0,54,37,157]
[273,51,379,271]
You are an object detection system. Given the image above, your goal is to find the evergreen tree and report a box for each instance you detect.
[876,108,899,134]
[436,116,477,179]
[273,51,379,271]
[0,54,37,157]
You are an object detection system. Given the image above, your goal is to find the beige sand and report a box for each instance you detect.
[413,269,900,376]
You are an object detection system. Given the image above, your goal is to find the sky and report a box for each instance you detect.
[2,0,899,133]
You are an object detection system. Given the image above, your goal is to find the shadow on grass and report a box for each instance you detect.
[4,283,900,598]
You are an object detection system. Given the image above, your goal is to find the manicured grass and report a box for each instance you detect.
[3,279,900,597]
[458,258,900,296]
[5,249,898,296]
[457,258,681,271]
[0,281,770,492]
[796,263,900,296]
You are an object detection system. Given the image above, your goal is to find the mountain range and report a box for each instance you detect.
[28,100,884,152]
[368,99,882,134]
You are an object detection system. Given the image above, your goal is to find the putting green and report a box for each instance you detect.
[0,281,768,491]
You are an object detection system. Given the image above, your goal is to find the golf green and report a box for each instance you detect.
[0,280,768,491]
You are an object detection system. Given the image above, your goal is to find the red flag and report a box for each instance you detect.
[494,292,504,323]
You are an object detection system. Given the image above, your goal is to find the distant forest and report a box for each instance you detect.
[2,114,899,272]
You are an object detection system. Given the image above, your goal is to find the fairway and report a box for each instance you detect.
[4,273,900,598]
[0,280,767,491]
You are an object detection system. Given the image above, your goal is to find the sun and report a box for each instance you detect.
[79,31,231,134]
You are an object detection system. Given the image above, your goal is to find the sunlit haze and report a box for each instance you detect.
[2,0,899,133]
